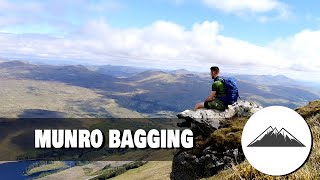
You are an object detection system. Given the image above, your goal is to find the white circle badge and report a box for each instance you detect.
[241,106,312,176]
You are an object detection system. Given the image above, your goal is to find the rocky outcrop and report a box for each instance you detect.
[177,101,262,134]
[171,101,263,180]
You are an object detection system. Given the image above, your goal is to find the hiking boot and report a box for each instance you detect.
[177,121,191,127]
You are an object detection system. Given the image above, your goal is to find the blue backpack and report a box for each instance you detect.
[217,77,239,105]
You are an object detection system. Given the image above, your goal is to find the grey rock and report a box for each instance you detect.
[177,101,262,134]
[178,100,262,126]
[171,101,262,180]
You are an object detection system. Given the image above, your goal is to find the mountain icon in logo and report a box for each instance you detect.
[247,126,305,147]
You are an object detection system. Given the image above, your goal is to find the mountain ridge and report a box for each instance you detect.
[0,60,319,115]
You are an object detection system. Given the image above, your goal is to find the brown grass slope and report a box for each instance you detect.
[0,78,144,118]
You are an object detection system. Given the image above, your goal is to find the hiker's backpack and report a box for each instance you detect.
[217,77,239,105]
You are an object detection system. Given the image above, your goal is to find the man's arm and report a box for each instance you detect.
[205,91,216,102]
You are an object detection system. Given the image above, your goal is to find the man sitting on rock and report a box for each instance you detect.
[177,66,227,127]
[194,66,227,111]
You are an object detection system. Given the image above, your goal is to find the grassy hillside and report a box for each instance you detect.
[0,78,144,118]
[205,100,320,180]
[111,161,172,180]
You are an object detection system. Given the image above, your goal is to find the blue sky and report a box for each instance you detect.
[0,0,320,81]
[2,0,320,44]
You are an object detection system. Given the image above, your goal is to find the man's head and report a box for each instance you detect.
[210,66,220,79]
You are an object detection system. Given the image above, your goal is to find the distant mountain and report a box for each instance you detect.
[232,74,320,96]
[0,61,116,89]
[234,74,299,86]
[248,126,305,147]
[169,69,194,75]
[87,65,194,77]
[86,64,151,77]
[0,60,319,116]
[0,60,30,67]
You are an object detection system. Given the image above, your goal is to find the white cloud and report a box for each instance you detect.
[203,0,281,13]
[0,20,319,81]
[269,29,320,71]
[202,0,289,21]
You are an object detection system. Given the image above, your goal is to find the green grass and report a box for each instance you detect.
[111,161,172,180]
[192,116,248,156]
[25,161,66,176]
[89,161,147,180]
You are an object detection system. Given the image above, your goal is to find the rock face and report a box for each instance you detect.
[171,101,263,180]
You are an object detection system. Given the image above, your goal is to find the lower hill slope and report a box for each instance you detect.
[0,78,144,118]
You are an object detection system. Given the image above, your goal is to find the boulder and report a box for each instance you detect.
[171,100,263,180]
[177,100,262,134]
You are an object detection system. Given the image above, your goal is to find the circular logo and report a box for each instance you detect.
[241,106,312,176]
